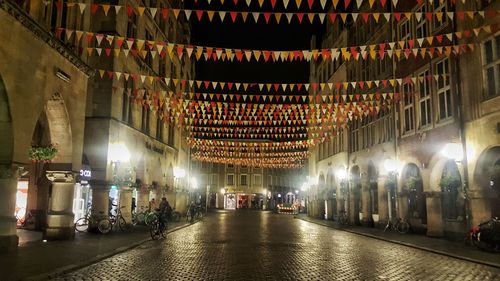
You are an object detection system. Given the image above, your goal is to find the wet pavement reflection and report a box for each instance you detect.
[53,210,500,280]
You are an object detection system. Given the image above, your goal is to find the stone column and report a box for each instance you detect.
[377,177,389,228]
[89,184,110,231]
[0,165,19,252]
[426,191,444,237]
[136,187,150,213]
[118,187,133,224]
[359,173,373,227]
[44,171,75,240]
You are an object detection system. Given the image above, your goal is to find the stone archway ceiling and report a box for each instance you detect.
[45,93,72,163]
[46,0,499,169]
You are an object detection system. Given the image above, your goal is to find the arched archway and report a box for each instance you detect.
[350,166,361,225]
[27,93,73,230]
[326,170,337,220]
[0,75,13,164]
[474,146,500,218]
[368,161,378,226]
[401,163,427,226]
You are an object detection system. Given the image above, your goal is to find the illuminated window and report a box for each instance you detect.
[227,174,234,186]
[240,174,247,186]
[415,4,429,38]
[432,0,448,31]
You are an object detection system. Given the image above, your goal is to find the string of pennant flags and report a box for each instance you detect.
[57,23,496,63]
[54,1,497,25]
[99,59,459,93]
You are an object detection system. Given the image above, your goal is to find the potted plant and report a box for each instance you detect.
[439,174,461,192]
[28,144,58,162]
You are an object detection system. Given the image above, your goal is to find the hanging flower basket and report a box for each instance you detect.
[28,145,58,162]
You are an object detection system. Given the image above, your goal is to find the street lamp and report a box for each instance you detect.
[173,167,185,191]
[384,159,401,221]
[108,142,131,183]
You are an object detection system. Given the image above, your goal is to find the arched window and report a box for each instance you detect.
[403,164,426,222]
[440,161,464,221]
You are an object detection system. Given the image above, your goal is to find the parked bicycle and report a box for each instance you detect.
[186,205,203,223]
[338,210,349,226]
[74,209,112,234]
[109,206,129,231]
[150,209,167,240]
[384,217,410,234]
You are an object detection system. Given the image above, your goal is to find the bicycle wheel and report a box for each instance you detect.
[145,213,157,226]
[74,218,89,232]
[150,220,161,240]
[397,221,410,234]
[118,216,128,231]
[98,219,112,234]
[196,211,203,220]
[160,222,167,238]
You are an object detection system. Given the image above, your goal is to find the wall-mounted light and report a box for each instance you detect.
[55,68,71,83]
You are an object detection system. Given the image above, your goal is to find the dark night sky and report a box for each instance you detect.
[185,1,327,84]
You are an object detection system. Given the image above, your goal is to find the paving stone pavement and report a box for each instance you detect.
[52,210,500,281]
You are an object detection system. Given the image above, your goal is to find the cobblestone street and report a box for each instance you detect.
[52,211,500,281]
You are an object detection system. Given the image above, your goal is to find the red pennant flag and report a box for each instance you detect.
[196,10,204,21]
[329,13,337,23]
[116,38,124,48]
[308,0,314,9]
[235,50,243,61]
[230,12,238,22]
[127,5,134,17]
[206,47,213,58]
[362,13,369,23]
[91,4,99,15]
[54,28,63,39]
[264,13,271,23]
[271,0,277,8]
[55,0,63,11]
[296,13,304,23]
[350,47,359,59]
[394,13,401,22]
[456,11,465,20]
[162,8,169,19]
[297,84,303,91]
[273,84,279,91]
[408,39,414,49]
[462,30,471,38]
[379,43,385,59]
[425,12,433,22]
[263,51,271,62]
[436,35,443,43]
[204,81,210,89]
[105,48,112,56]
[86,33,94,43]
[344,0,351,9]
[380,0,387,7]
[233,0,239,4]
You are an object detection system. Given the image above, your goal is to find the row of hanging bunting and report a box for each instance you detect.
[100,64,455,92]
[53,1,496,24]
[57,24,496,63]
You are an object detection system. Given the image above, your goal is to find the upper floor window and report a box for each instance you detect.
[482,35,500,99]
[415,5,429,38]
[399,20,411,42]
[227,174,234,186]
[402,83,415,134]
[436,59,453,120]
[418,69,432,128]
[240,174,248,186]
[432,0,448,31]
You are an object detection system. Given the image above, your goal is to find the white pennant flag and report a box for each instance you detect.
[252,12,260,23]
[246,0,252,6]
[320,0,327,9]
[114,5,122,14]
[78,3,86,14]
[392,0,398,6]
[286,13,293,23]
[184,10,192,20]
[318,13,326,24]
[356,0,363,8]
[283,0,290,8]
[150,8,157,18]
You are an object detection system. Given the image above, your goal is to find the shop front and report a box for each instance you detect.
[73,167,92,222]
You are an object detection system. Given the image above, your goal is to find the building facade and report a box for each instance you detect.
[308,0,499,240]
[0,0,92,251]
[192,160,305,210]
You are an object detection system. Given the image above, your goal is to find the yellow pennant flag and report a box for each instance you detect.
[254,50,262,61]
[258,0,265,7]
[333,0,340,8]
[102,5,111,15]
[207,11,215,22]
[275,13,282,23]
[137,7,145,16]
[295,0,302,8]
[373,13,380,23]
[241,12,248,22]
[173,9,181,19]
[307,13,315,23]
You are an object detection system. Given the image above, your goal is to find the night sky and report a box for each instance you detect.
[185,1,327,83]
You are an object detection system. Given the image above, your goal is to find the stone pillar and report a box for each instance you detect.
[426,191,444,237]
[361,174,374,227]
[0,165,19,252]
[44,171,75,240]
[377,177,389,228]
[118,187,133,224]
[136,187,150,213]
[89,184,110,231]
